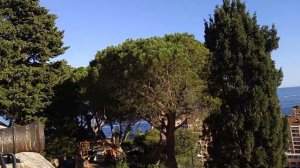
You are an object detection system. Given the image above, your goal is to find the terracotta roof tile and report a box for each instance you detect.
[288,116,300,125]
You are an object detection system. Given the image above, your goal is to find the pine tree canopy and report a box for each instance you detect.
[204,0,288,167]
[89,33,217,167]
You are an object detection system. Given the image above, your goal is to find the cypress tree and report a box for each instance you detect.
[0,0,68,124]
[204,0,288,167]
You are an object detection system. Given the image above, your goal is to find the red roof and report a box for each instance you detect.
[288,116,300,125]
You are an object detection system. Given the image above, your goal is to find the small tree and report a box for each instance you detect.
[204,0,288,167]
[89,33,216,167]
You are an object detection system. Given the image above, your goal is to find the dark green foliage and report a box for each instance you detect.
[0,61,69,124]
[281,116,290,165]
[204,0,288,167]
[0,0,67,124]
[175,129,202,167]
[44,67,90,158]
[45,136,77,159]
[124,129,163,167]
[123,129,201,168]
[88,46,141,145]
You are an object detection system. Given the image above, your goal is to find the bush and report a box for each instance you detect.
[175,129,202,167]
[116,161,129,168]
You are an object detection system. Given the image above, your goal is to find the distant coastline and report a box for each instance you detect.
[279,86,300,89]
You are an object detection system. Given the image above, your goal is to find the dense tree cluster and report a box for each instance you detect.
[88,34,215,167]
[0,0,289,167]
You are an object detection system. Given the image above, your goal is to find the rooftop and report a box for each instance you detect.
[288,116,300,125]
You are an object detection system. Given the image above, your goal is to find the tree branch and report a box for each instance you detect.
[139,91,166,112]
[141,116,166,134]
[175,117,189,130]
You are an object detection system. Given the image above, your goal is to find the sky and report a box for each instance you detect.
[39,0,300,88]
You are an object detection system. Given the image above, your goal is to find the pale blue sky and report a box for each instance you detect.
[40,0,300,88]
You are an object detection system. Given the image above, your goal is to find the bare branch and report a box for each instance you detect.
[176,111,190,119]
[141,116,166,134]
[175,117,189,130]
[139,91,166,111]
[142,84,157,97]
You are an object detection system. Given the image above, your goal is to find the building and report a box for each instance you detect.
[293,105,300,120]
[288,117,300,153]
[286,107,300,168]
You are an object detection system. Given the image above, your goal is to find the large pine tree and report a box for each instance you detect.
[0,0,68,124]
[204,0,288,167]
[89,34,214,167]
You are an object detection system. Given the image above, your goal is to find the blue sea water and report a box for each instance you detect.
[101,87,300,137]
[102,121,151,138]
[278,86,300,116]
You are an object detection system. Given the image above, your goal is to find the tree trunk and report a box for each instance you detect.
[165,114,178,168]
[122,125,132,142]
[98,128,106,140]
[110,123,115,143]
[154,131,166,165]
[95,114,106,139]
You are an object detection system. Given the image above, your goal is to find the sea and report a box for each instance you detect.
[102,120,151,137]
[102,86,300,137]
[278,86,300,116]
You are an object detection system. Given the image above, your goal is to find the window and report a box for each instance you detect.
[293,138,300,142]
